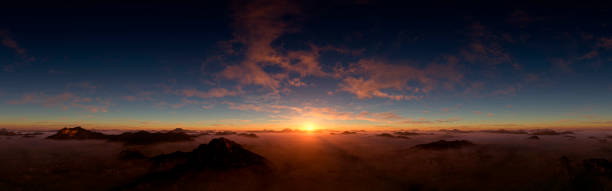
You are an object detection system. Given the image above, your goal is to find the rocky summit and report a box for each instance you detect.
[47,126,107,140]
[150,137,269,170]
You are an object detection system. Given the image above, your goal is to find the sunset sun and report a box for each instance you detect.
[1,1,611,190]
[302,122,317,132]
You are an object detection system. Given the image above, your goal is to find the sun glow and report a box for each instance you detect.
[302,122,317,132]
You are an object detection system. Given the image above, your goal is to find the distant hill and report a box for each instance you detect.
[47,127,107,140]
[118,137,271,189]
[47,127,193,145]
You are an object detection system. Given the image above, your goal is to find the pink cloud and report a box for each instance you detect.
[0,30,35,72]
[492,85,520,96]
[218,1,361,91]
[6,92,110,113]
[337,58,462,100]
[66,82,97,90]
[435,117,461,123]
[0,31,26,56]
[598,37,612,48]
[400,118,434,124]
[181,88,239,99]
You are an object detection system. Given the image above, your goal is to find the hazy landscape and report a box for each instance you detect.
[2,127,612,190]
[2,0,612,190]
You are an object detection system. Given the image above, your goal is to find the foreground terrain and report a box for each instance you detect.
[1,127,612,190]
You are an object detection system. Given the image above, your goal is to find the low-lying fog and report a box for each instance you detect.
[2,128,612,191]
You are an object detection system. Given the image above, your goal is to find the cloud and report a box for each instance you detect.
[181,88,239,99]
[400,117,461,124]
[487,113,495,117]
[66,82,97,90]
[288,78,307,87]
[507,10,534,27]
[492,85,520,96]
[223,102,405,122]
[218,0,360,92]
[461,23,516,68]
[122,92,153,102]
[598,37,612,49]
[435,117,461,123]
[0,30,35,72]
[400,118,433,124]
[337,58,462,100]
[6,92,110,113]
[1,32,26,55]
[550,58,574,73]
[472,111,482,115]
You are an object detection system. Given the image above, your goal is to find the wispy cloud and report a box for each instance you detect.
[0,30,35,72]
[337,57,462,100]
[6,92,111,113]
[181,88,239,99]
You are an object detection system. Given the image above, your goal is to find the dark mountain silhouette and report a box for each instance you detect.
[439,129,471,133]
[340,131,357,135]
[481,129,528,134]
[215,131,237,135]
[527,135,540,140]
[0,128,18,136]
[393,131,424,136]
[376,133,409,139]
[411,140,474,150]
[47,127,193,145]
[331,131,358,135]
[47,126,107,140]
[117,137,271,190]
[1,128,44,138]
[530,129,574,136]
[148,137,269,170]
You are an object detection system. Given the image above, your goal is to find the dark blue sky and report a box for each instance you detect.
[1,0,611,130]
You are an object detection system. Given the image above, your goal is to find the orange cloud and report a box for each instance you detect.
[223,102,406,123]
[218,1,359,91]
[181,88,239,99]
[337,58,462,100]
[0,30,35,72]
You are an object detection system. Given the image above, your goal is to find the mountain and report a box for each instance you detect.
[0,128,18,136]
[47,127,193,145]
[47,126,107,140]
[531,129,574,136]
[118,137,271,190]
[149,137,269,170]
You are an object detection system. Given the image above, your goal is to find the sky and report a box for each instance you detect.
[0,1,611,130]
